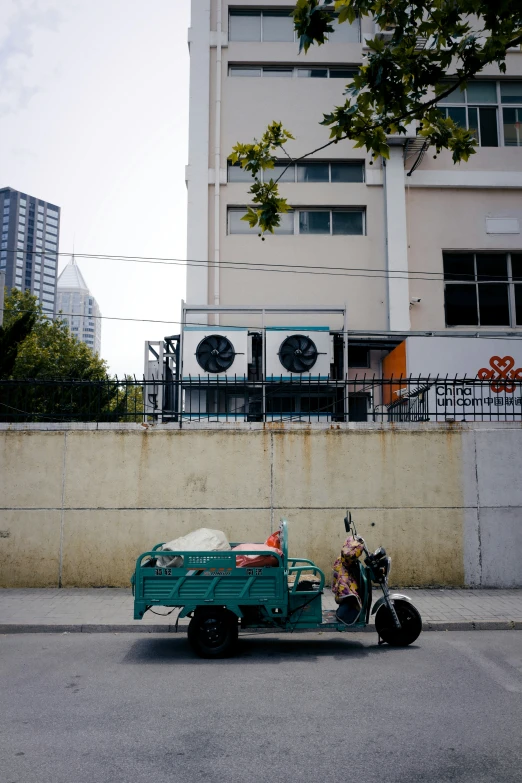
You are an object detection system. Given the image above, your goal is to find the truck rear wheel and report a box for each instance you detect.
[188,609,239,658]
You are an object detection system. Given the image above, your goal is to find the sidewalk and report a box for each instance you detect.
[1,588,521,633]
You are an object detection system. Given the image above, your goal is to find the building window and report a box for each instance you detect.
[228,207,365,236]
[444,252,522,327]
[228,208,294,235]
[229,9,294,42]
[229,65,358,79]
[439,80,522,147]
[301,66,358,79]
[501,82,522,146]
[228,159,364,183]
[230,65,293,77]
[47,205,59,215]
[299,209,364,235]
[228,9,359,43]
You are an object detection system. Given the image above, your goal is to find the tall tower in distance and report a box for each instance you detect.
[56,257,102,355]
[0,187,60,317]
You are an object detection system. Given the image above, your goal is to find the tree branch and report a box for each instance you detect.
[273,135,351,185]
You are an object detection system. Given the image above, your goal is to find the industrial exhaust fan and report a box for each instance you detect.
[278,334,319,374]
[195,334,236,373]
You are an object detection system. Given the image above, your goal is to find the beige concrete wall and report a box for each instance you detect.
[3,422,520,589]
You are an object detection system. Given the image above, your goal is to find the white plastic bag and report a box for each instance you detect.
[156,528,230,568]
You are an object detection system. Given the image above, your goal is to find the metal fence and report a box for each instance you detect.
[1,376,522,424]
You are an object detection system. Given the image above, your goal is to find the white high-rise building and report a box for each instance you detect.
[56,258,102,355]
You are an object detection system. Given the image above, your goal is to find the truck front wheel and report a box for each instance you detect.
[188,608,239,658]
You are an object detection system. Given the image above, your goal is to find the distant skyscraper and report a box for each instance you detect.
[0,187,60,317]
[56,257,102,355]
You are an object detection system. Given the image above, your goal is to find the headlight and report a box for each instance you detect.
[372,554,391,580]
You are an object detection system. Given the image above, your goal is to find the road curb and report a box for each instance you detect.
[422,620,522,631]
[1,620,521,634]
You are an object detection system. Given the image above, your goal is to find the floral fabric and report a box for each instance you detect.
[332,536,364,607]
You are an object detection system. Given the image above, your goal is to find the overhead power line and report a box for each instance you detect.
[1,247,518,281]
[6,308,522,340]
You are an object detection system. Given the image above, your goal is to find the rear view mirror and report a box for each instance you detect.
[344,511,352,533]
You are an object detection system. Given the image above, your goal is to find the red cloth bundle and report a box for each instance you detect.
[233,543,283,568]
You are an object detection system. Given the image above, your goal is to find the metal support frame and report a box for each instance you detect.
[180,303,350,422]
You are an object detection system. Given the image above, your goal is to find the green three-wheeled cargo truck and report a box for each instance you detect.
[131,515,422,657]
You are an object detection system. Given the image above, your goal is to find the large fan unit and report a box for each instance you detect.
[279,334,318,374]
[196,334,235,374]
[265,327,332,379]
[182,327,249,379]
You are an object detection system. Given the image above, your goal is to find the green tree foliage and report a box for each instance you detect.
[231,0,522,232]
[0,293,36,378]
[106,376,145,423]
[0,289,146,423]
[229,122,295,234]
[1,288,108,379]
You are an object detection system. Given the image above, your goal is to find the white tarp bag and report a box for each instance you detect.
[156,528,230,568]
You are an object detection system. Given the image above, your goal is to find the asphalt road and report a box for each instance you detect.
[1,631,522,783]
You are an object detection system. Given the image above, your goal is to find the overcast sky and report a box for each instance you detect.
[0,0,190,376]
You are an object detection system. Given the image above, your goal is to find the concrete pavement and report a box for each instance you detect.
[1,587,521,633]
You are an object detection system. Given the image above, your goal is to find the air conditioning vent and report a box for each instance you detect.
[196,334,236,374]
[182,327,249,379]
[265,327,332,379]
[278,334,318,374]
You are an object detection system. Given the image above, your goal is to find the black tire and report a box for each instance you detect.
[187,609,239,658]
[375,599,422,647]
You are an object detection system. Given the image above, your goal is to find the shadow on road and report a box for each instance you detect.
[121,634,420,665]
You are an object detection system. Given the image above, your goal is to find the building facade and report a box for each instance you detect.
[56,257,102,355]
[186,1,522,373]
[0,187,60,317]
